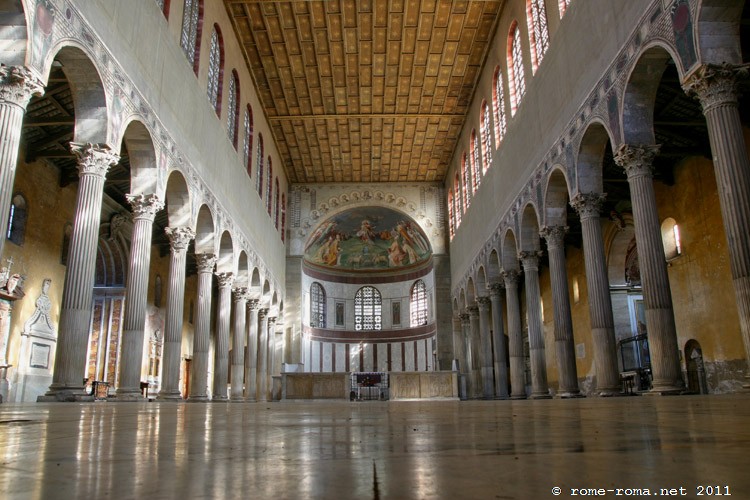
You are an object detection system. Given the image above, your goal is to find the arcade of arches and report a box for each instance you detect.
[1,0,750,496]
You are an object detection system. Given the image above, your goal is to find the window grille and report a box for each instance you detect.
[354,286,382,331]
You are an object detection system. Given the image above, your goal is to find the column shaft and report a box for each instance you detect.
[503,271,526,399]
[244,300,260,401]
[257,309,269,402]
[189,254,216,401]
[476,297,495,399]
[212,273,234,401]
[158,227,194,400]
[230,288,248,401]
[266,317,277,400]
[489,284,509,398]
[467,306,482,398]
[520,252,550,399]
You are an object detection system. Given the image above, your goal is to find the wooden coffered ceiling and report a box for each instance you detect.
[224,0,504,183]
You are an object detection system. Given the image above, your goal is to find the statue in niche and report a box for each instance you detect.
[23,278,55,338]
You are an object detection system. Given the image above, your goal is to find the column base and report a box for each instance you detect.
[187,396,210,403]
[212,396,229,402]
[644,387,684,396]
[530,393,552,400]
[156,391,184,401]
[37,390,94,403]
[244,397,257,402]
[114,389,147,402]
[597,388,624,397]
[557,391,585,399]
[230,396,246,402]
[510,394,527,400]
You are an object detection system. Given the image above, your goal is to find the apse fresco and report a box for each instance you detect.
[304,207,431,271]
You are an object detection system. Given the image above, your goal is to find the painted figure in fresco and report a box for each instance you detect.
[325,234,341,266]
[357,220,375,245]
[388,233,407,266]
[312,236,332,264]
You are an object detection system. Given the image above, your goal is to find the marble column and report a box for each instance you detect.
[230,286,248,401]
[519,251,550,399]
[212,272,234,401]
[0,66,44,259]
[459,313,472,397]
[467,305,482,398]
[42,143,119,400]
[117,194,164,400]
[266,316,277,400]
[244,299,260,401]
[489,283,509,399]
[158,227,194,400]
[476,296,495,399]
[684,64,750,384]
[614,145,683,393]
[452,315,465,372]
[188,253,216,401]
[503,270,526,399]
[570,193,621,395]
[257,308,269,402]
[540,225,581,397]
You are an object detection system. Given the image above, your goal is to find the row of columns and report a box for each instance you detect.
[453,64,750,397]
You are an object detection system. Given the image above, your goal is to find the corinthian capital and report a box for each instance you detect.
[518,250,543,271]
[127,193,164,221]
[613,144,660,180]
[570,192,606,221]
[501,269,521,287]
[247,299,260,312]
[70,142,120,177]
[165,226,195,252]
[215,272,234,289]
[683,63,750,113]
[195,253,217,274]
[0,65,44,108]
[540,225,568,250]
[476,296,491,311]
[488,282,504,297]
[232,286,249,302]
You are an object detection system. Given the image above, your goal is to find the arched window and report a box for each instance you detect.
[6,193,27,246]
[243,105,253,177]
[266,159,273,216]
[493,67,507,146]
[527,0,550,72]
[447,190,455,239]
[471,130,481,194]
[281,193,286,242]
[310,282,326,328]
[227,70,240,148]
[508,22,526,115]
[661,217,683,261]
[207,25,224,116]
[256,134,264,196]
[155,0,170,18]
[481,103,492,173]
[180,0,203,74]
[559,0,571,18]
[453,173,462,227]
[355,286,382,331]
[274,179,280,229]
[410,280,428,327]
[461,152,471,211]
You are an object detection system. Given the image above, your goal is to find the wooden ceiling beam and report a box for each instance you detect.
[269,112,463,121]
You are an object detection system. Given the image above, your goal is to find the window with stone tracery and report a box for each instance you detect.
[355,286,382,331]
[559,0,571,17]
[180,0,202,73]
[410,280,428,327]
[448,190,455,239]
[481,102,492,173]
[256,134,264,196]
[274,179,280,229]
[207,26,224,116]
[461,152,471,211]
[227,70,239,148]
[310,282,326,328]
[243,105,253,177]
[508,22,526,115]
[527,0,549,72]
[281,193,286,242]
[266,160,273,216]
[454,174,462,227]
[471,130,481,194]
[493,67,507,146]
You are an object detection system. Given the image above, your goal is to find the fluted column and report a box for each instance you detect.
[520,251,550,399]
[158,227,195,400]
[540,225,581,397]
[244,299,260,401]
[614,145,683,393]
[188,253,216,401]
[0,66,44,259]
[503,270,526,399]
[451,314,463,372]
[257,308,269,402]
[684,64,750,384]
[42,143,119,400]
[570,193,621,395]
[230,287,248,401]
[467,305,482,398]
[476,296,494,399]
[212,272,234,401]
[459,313,472,397]
[266,316,277,400]
[489,283,509,399]
[117,194,164,400]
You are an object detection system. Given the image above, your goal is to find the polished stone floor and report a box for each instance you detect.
[0,395,749,499]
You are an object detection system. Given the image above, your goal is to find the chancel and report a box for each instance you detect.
[0,0,749,497]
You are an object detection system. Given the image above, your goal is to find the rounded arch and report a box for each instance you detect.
[465,277,477,306]
[487,248,501,283]
[604,212,636,286]
[543,166,572,227]
[452,297,460,314]
[576,120,616,195]
[164,170,191,227]
[475,266,488,295]
[622,44,683,145]
[459,289,467,311]
[271,291,278,306]
[194,204,215,254]
[217,230,234,273]
[519,202,541,252]
[119,119,158,195]
[501,228,520,271]
[0,0,29,66]
[236,250,249,287]
[44,43,108,145]
[696,0,743,64]
[262,279,271,300]
[250,267,262,288]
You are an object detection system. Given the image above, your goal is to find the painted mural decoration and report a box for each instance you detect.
[304,207,431,271]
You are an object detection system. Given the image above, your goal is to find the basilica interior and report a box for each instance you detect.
[1,0,750,497]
